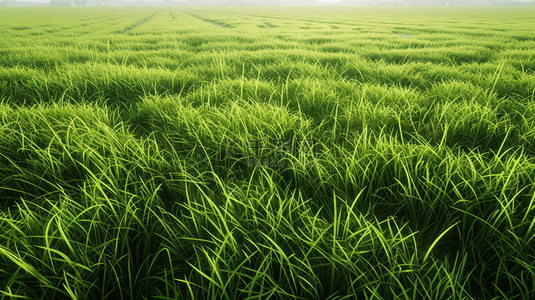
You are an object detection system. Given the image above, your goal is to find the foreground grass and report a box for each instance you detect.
[1,7,535,300]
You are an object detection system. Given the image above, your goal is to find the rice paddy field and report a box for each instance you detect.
[1,6,535,299]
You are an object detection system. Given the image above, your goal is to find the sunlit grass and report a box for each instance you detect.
[1,6,535,300]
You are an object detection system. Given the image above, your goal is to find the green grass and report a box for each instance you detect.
[1,6,535,300]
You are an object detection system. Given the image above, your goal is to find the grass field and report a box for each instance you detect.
[1,6,535,299]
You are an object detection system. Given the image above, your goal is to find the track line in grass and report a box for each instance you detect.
[115,11,160,34]
[182,11,232,29]
[227,11,358,28]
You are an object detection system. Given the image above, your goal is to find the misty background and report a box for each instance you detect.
[1,0,534,7]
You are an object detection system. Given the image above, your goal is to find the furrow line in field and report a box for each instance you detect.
[225,11,359,27]
[115,11,160,34]
[228,11,506,38]
[181,11,232,29]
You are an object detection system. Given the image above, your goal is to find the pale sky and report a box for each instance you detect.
[12,0,354,4]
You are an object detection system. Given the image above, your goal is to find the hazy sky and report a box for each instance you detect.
[12,0,355,4]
